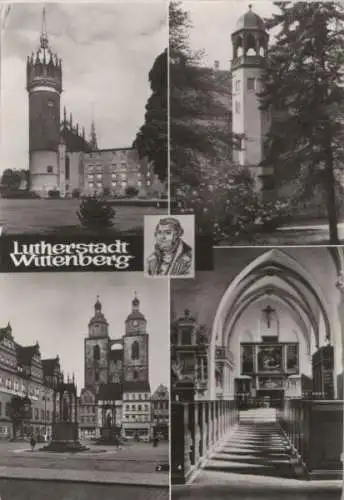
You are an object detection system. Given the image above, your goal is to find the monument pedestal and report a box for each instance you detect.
[42,422,88,453]
[96,426,121,445]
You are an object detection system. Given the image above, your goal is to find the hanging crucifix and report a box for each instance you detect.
[262,305,275,328]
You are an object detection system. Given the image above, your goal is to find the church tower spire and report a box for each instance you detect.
[27,6,63,196]
[90,119,98,150]
[231,5,273,194]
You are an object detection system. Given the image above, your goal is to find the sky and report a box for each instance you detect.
[183,1,279,69]
[0,272,169,394]
[0,1,167,173]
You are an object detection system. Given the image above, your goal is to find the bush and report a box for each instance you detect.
[77,196,116,232]
[125,186,139,198]
[72,188,80,199]
[48,189,60,199]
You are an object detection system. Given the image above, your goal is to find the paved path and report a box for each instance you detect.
[172,410,342,499]
[0,478,168,500]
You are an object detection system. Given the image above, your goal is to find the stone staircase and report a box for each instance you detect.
[202,408,297,479]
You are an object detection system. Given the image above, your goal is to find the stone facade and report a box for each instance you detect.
[0,323,62,440]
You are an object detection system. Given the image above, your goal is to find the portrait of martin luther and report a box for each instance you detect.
[146,217,193,277]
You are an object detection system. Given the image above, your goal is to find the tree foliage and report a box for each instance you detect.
[1,169,29,190]
[170,1,236,196]
[260,1,344,242]
[77,196,116,232]
[134,49,167,182]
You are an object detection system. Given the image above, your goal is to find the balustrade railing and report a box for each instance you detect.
[171,399,238,484]
[278,398,343,479]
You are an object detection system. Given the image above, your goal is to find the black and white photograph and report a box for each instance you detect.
[0,2,168,236]
[170,1,344,245]
[144,214,195,278]
[171,246,343,499]
[0,272,169,499]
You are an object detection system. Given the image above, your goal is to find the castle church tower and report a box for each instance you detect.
[231,6,273,191]
[26,8,62,196]
[84,297,110,393]
[123,294,149,383]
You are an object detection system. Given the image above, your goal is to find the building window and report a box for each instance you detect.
[96,182,102,188]
[120,173,126,180]
[88,182,94,189]
[93,345,100,361]
[121,181,127,188]
[138,404,142,411]
[48,100,55,108]
[96,174,102,180]
[35,408,39,420]
[65,156,70,181]
[112,181,117,187]
[137,180,142,187]
[131,341,139,360]
[88,174,94,180]
[147,181,151,186]
[235,80,240,92]
[132,404,136,411]
[111,173,117,179]
[247,77,255,90]
[41,410,44,421]
[235,101,240,114]
[137,172,142,178]
[133,370,138,380]
[47,165,53,173]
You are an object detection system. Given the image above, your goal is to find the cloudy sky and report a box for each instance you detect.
[183,1,279,69]
[0,1,167,172]
[0,272,169,393]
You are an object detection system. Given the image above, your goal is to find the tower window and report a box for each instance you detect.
[48,100,55,108]
[131,341,139,360]
[235,101,240,114]
[93,345,100,361]
[235,80,240,92]
[47,166,53,173]
[133,370,138,380]
[247,78,255,91]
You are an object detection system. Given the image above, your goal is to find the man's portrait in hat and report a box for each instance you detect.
[145,216,194,277]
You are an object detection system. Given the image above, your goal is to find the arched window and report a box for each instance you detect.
[65,156,70,181]
[93,345,100,361]
[131,341,139,360]
[47,165,53,173]
[133,370,138,380]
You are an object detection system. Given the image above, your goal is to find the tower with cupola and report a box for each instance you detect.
[26,7,62,196]
[231,5,273,191]
[123,294,149,383]
[84,297,110,393]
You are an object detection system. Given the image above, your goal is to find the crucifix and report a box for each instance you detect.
[262,305,275,328]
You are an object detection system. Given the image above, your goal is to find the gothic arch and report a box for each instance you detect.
[209,248,335,398]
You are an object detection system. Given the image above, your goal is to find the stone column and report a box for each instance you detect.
[335,273,344,500]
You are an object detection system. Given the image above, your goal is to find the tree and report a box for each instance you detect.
[260,1,344,243]
[169,1,241,202]
[77,196,116,232]
[134,48,167,182]
[7,395,31,440]
[1,169,23,190]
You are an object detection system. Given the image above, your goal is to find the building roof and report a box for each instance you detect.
[123,381,150,393]
[41,357,59,376]
[151,384,169,399]
[16,343,40,366]
[97,383,123,402]
[0,323,13,341]
[235,7,265,32]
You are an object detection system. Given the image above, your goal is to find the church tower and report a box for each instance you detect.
[123,294,149,383]
[26,8,62,196]
[231,6,272,191]
[84,297,110,393]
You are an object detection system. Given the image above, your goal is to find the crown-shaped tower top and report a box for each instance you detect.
[26,7,62,94]
[231,5,269,71]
